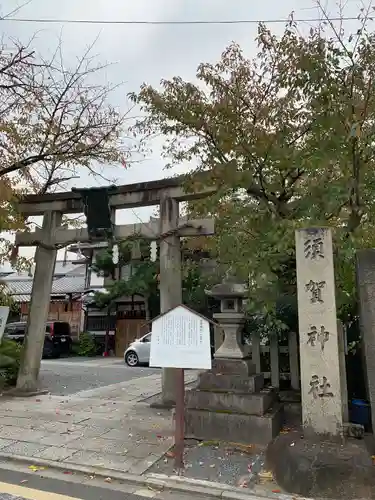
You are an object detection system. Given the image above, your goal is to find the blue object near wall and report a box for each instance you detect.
[350,398,371,428]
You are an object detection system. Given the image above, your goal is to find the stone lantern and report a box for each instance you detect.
[205,281,247,359]
[184,278,283,446]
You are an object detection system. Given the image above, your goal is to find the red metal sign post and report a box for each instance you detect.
[174,368,185,470]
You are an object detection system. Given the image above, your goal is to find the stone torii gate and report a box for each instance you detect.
[14,176,215,404]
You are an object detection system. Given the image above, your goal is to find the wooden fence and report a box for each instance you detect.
[248,331,300,390]
[213,327,300,390]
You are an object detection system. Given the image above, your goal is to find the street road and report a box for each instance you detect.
[0,462,206,500]
[39,358,160,396]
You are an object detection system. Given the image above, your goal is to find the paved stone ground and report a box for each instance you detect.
[0,361,293,499]
[149,441,283,494]
[0,367,197,476]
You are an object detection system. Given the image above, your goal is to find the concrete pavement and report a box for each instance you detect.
[39,358,160,396]
[0,358,196,478]
[0,360,304,500]
[0,368,196,475]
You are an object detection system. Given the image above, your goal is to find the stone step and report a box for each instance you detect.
[198,372,264,393]
[186,388,276,416]
[212,358,256,376]
[185,403,284,446]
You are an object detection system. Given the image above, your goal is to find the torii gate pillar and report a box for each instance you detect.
[16,211,62,392]
[159,195,182,406]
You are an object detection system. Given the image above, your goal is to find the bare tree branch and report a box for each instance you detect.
[0,36,134,192]
[1,0,33,20]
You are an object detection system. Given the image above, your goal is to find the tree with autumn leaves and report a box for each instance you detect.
[0,37,130,259]
[132,4,375,324]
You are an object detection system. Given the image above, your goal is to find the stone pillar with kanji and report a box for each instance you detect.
[295,227,344,436]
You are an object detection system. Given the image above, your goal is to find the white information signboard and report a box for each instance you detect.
[0,306,9,343]
[149,305,212,370]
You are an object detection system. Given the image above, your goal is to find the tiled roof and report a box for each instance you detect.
[1,261,86,281]
[4,275,85,297]
[12,294,31,303]
[3,280,32,295]
[51,275,85,294]
[1,259,87,302]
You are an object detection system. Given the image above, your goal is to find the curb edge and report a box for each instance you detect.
[0,452,300,500]
[0,453,225,498]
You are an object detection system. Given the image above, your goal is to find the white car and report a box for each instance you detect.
[124,332,151,367]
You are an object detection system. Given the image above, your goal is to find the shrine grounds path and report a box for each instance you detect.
[0,358,301,500]
[0,358,198,476]
[38,357,160,396]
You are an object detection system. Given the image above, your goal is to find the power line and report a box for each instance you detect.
[0,16,361,26]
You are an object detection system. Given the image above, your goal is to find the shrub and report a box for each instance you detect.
[70,340,80,356]
[77,332,97,357]
[0,339,22,387]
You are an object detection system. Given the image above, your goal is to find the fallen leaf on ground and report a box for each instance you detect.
[147,486,161,493]
[28,465,46,472]
[237,476,249,488]
[258,471,273,480]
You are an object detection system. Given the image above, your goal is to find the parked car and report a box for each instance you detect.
[124,332,151,366]
[4,321,72,358]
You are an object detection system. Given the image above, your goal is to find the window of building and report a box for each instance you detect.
[86,315,116,331]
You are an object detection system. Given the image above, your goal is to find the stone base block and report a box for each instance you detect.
[186,388,276,416]
[212,358,256,376]
[198,372,264,393]
[185,403,283,446]
[266,431,375,499]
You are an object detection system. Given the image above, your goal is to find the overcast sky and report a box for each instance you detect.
[0,0,365,259]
